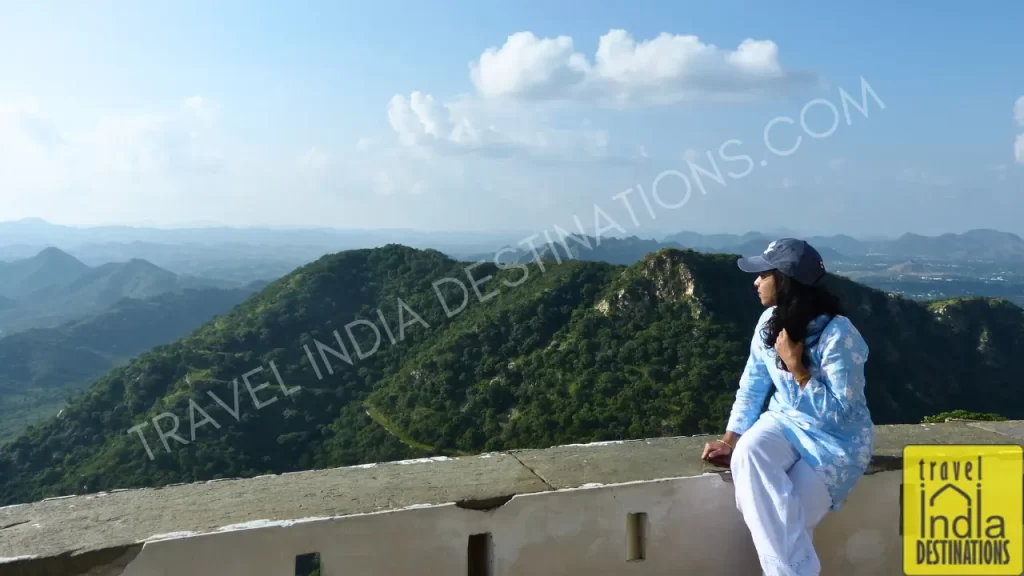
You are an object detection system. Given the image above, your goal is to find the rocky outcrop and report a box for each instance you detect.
[595,249,703,317]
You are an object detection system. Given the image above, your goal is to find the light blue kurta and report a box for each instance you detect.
[726,307,875,511]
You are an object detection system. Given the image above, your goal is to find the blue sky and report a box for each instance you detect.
[1,0,1022,238]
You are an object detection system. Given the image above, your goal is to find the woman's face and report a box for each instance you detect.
[754,271,777,306]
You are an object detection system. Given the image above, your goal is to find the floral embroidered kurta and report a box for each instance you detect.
[726,307,875,511]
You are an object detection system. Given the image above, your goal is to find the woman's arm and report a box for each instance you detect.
[796,320,869,426]
[725,317,775,436]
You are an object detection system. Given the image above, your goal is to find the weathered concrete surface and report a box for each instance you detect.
[872,420,1018,455]
[1,420,1023,575]
[0,453,546,565]
[511,436,711,490]
[964,419,1024,441]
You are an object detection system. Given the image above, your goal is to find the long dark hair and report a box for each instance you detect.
[760,270,843,371]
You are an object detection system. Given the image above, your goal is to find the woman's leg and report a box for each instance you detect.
[789,457,832,534]
[731,415,829,576]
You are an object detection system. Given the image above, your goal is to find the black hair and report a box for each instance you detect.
[759,270,843,371]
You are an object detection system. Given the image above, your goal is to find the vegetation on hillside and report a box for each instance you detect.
[0,288,257,441]
[921,410,1008,423]
[1,245,1023,506]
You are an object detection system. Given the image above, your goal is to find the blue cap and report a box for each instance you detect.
[737,238,827,286]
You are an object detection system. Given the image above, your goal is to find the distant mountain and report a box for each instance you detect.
[808,234,872,257]
[458,235,685,267]
[883,230,1024,261]
[0,218,526,255]
[458,234,849,270]
[664,229,1024,263]
[0,246,91,299]
[63,242,324,285]
[2,244,1023,506]
[666,231,772,251]
[0,287,257,441]
[0,248,234,335]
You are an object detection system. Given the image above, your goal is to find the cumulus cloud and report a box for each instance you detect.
[469,29,810,107]
[382,29,813,165]
[386,89,613,162]
[387,92,452,147]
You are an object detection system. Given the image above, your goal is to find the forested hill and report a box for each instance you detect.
[0,287,258,441]
[2,245,1023,506]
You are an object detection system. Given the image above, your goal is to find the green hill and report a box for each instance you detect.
[0,287,257,442]
[0,249,234,336]
[1,245,1023,506]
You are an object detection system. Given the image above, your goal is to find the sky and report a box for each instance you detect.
[1,0,1022,239]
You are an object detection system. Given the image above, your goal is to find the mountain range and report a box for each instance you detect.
[0,247,239,336]
[663,229,1024,262]
[1,244,1021,506]
[0,286,258,441]
[453,229,1024,267]
[4,219,1024,269]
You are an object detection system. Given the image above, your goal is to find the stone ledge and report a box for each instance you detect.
[1,420,1022,568]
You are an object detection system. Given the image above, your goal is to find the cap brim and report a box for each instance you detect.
[737,255,774,274]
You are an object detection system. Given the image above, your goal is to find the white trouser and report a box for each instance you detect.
[731,414,833,576]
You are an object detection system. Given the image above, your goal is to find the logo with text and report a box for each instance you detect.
[902,444,1023,575]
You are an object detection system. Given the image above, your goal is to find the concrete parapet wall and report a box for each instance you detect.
[2,419,1022,575]
[117,470,901,576]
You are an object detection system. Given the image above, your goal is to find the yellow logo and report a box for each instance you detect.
[902,444,1023,575]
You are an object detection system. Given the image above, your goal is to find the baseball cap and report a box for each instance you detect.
[736,238,827,286]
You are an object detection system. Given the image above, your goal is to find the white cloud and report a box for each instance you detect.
[468,29,810,107]
[1016,133,1024,164]
[297,146,330,176]
[470,32,588,101]
[381,28,813,174]
[88,97,224,176]
[294,146,335,198]
[387,91,452,147]
[0,97,233,223]
[1015,96,1024,128]
[385,89,614,162]
[380,28,813,170]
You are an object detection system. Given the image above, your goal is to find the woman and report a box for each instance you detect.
[700,238,874,576]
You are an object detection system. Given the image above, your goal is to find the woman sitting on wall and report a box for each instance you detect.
[701,238,874,576]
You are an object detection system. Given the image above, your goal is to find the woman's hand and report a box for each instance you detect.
[776,329,805,373]
[701,437,736,466]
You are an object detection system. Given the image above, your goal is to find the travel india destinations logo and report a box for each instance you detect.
[902,444,1023,575]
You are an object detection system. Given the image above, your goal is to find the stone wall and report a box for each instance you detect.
[1,420,1021,575]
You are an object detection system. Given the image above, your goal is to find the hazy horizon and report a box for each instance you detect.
[1,216,1020,245]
